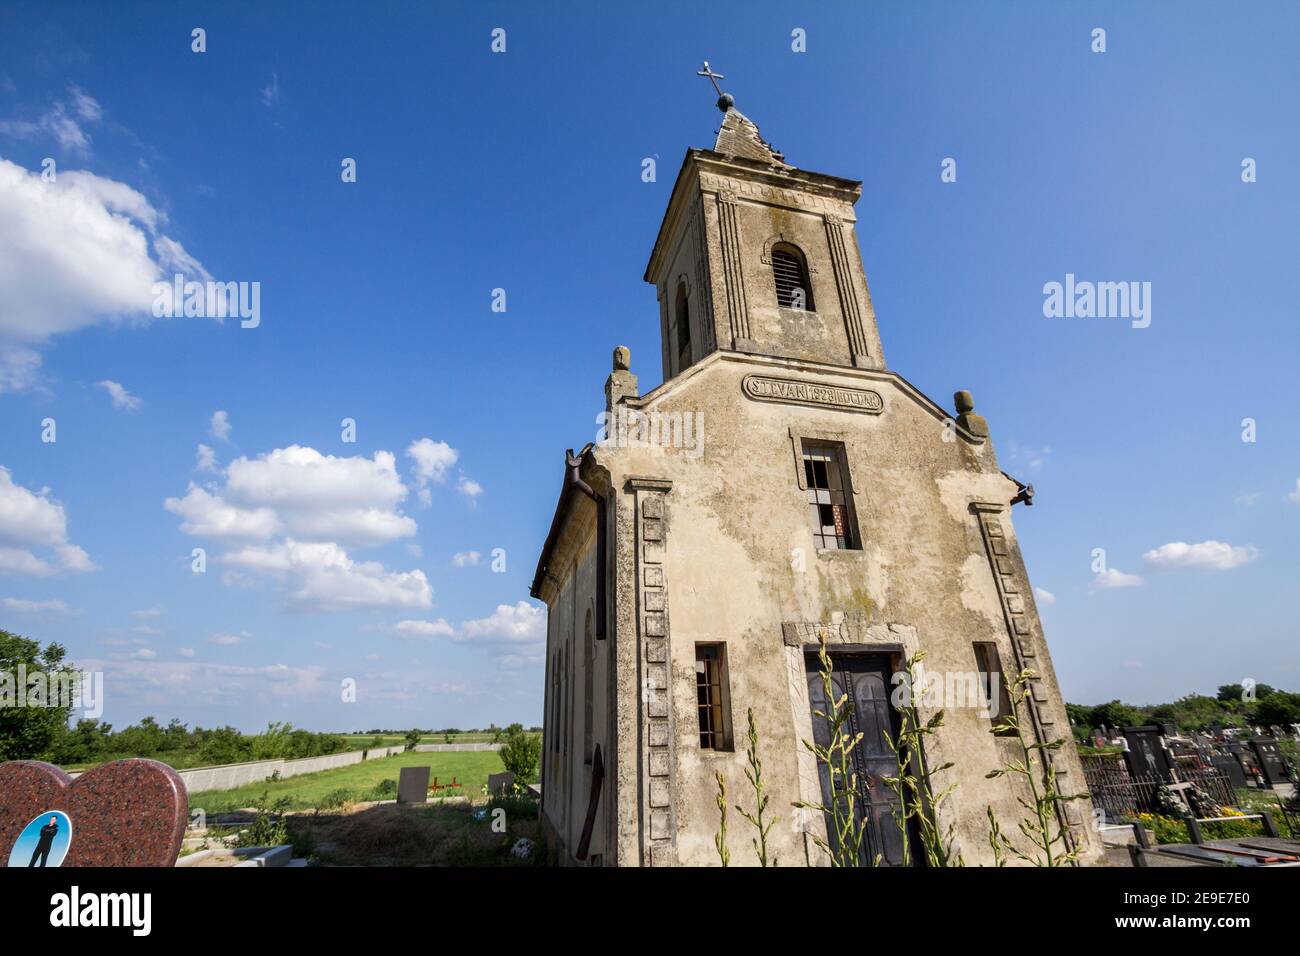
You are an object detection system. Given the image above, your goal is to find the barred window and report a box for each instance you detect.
[695,643,732,751]
[801,441,859,550]
[772,244,813,311]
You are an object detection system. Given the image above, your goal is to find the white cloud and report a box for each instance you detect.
[223,539,432,611]
[165,483,279,539]
[1004,439,1051,472]
[208,631,249,646]
[393,618,455,641]
[1142,540,1258,571]
[1,596,74,614]
[166,445,415,547]
[454,601,546,668]
[261,73,280,107]
[66,84,102,122]
[0,158,211,392]
[457,477,483,501]
[459,601,545,644]
[0,466,96,576]
[452,550,481,567]
[406,438,457,506]
[0,84,101,153]
[1287,479,1300,505]
[133,605,165,619]
[1091,568,1143,590]
[195,443,216,472]
[166,442,433,612]
[178,647,195,658]
[1235,492,1260,506]
[1033,587,1055,607]
[135,647,157,660]
[71,654,332,711]
[210,410,231,442]
[96,379,141,411]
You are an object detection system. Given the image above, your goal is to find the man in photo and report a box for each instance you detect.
[28,815,60,867]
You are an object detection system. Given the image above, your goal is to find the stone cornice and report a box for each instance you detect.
[626,350,989,445]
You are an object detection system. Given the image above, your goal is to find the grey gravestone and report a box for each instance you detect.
[1210,754,1248,790]
[487,772,516,796]
[1250,738,1290,787]
[1121,725,1174,783]
[397,765,431,804]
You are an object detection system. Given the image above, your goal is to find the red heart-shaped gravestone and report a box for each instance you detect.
[0,758,187,867]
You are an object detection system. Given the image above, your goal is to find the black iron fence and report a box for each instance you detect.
[1080,754,1235,824]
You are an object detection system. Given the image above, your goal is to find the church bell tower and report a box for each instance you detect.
[644,63,887,382]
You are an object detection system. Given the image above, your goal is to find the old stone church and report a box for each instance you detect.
[530,82,1101,867]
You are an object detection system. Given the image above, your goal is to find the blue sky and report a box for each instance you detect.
[0,1,1296,732]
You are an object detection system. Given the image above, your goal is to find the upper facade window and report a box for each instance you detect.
[674,282,692,372]
[771,243,814,311]
[801,440,859,550]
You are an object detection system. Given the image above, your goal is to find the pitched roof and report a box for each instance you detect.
[713,107,792,169]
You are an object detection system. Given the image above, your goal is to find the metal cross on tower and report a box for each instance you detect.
[696,61,725,97]
[696,60,734,111]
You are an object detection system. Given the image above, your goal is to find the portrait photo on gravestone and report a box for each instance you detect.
[0,1,1297,938]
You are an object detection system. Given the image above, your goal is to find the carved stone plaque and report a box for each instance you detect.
[742,375,883,414]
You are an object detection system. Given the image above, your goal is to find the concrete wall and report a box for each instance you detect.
[67,744,424,793]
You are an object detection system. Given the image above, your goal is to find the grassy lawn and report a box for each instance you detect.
[189,750,506,813]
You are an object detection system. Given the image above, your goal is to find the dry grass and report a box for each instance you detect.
[286,799,545,866]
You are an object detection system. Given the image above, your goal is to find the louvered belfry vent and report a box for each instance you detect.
[772,247,810,310]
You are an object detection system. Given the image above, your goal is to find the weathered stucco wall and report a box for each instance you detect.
[539,503,618,864]
[578,350,1100,867]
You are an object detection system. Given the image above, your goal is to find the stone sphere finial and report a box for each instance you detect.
[717,92,735,112]
[954,390,975,414]
[613,346,631,371]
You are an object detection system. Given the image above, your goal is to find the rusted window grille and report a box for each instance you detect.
[695,644,731,750]
[801,442,858,550]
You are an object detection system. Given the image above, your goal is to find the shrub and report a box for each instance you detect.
[234,791,291,848]
[499,727,541,784]
[317,788,356,810]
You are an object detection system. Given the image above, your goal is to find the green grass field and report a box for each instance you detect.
[188,750,506,813]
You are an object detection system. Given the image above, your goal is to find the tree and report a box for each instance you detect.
[0,630,78,761]
[1087,700,1144,732]
[404,728,422,751]
[1255,692,1300,728]
[499,724,541,784]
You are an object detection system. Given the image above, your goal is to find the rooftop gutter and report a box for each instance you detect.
[529,443,608,641]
